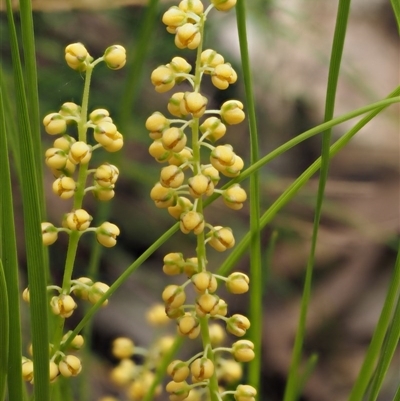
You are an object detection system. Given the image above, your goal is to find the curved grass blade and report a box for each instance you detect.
[0,260,9,401]
[390,0,400,35]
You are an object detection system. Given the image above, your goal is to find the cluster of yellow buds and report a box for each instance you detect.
[21,331,84,384]
[23,42,126,386]
[147,1,256,400]
[102,304,173,401]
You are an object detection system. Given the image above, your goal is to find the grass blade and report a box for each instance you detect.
[0,260,9,401]
[390,0,400,35]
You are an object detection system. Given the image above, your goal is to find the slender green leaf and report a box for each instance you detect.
[0,61,24,401]
[348,242,400,401]
[0,260,9,401]
[5,0,49,399]
[390,0,400,35]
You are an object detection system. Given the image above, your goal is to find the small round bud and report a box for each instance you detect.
[59,102,81,118]
[104,45,126,70]
[223,155,244,177]
[156,336,175,354]
[151,65,176,93]
[94,164,119,187]
[93,185,115,201]
[167,360,190,382]
[43,113,67,135]
[88,282,110,306]
[45,147,68,170]
[69,141,92,165]
[201,165,220,185]
[183,257,198,278]
[65,42,90,71]
[146,303,170,326]
[175,23,201,50]
[179,0,204,14]
[103,132,123,153]
[94,121,118,147]
[168,196,193,220]
[110,359,136,386]
[169,148,193,169]
[226,314,251,337]
[62,331,85,350]
[160,165,185,188]
[219,359,243,383]
[210,145,235,171]
[207,226,235,252]
[50,294,77,318]
[162,285,186,308]
[177,313,200,339]
[232,339,255,362]
[234,384,257,401]
[89,108,110,123]
[149,139,172,163]
[41,222,58,245]
[96,222,120,247]
[166,380,191,401]
[52,176,76,199]
[22,358,34,382]
[226,272,249,294]
[168,56,192,75]
[188,174,213,197]
[54,135,76,152]
[201,49,224,68]
[162,6,187,32]
[112,337,134,359]
[195,293,220,317]
[208,323,226,346]
[223,184,247,210]
[65,209,92,231]
[220,100,245,125]
[59,355,82,377]
[200,117,226,142]
[163,252,185,275]
[180,92,208,118]
[211,63,237,90]
[180,211,204,235]
[166,305,185,320]
[22,288,30,303]
[168,92,186,117]
[127,371,159,400]
[72,277,93,300]
[162,127,187,153]
[190,357,214,381]
[150,182,177,208]
[49,361,59,382]
[216,298,228,316]
[191,271,217,293]
[146,112,170,140]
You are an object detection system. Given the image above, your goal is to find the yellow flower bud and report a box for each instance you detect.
[94,164,119,187]
[93,186,115,201]
[22,358,34,382]
[207,226,235,252]
[168,147,193,168]
[50,294,77,318]
[168,196,193,220]
[151,65,176,93]
[234,384,257,401]
[180,91,208,118]
[22,287,30,303]
[232,339,255,362]
[208,323,226,346]
[195,293,220,317]
[41,222,58,246]
[220,100,245,125]
[62,331,85,350]
[160,165,185,188]
[162,285,186,308]
[219,359,242,382]
[212,63,237,89]
[190,357,214,381]
[43,113,67,135]
[88,281,110,306]
[210,144,235,171]
[183,257,198,278]
[200,116,226,142]
[163,252,185,275]
[59,102,81,118]
[175,23,201,50]
[59,355,82,377]
[201,49,225,69]
[65,42,90,71]
[146,303,170,326]
[166,380,191,401]
[180,211,204,235]
[191,271,217,293]
[201,165,220,185]
[149,139,172,163]
[89,108,110,123]
[226,314,250,337]
[52,176,76,199]
[223,184,247,210]
[226,272,249,294]
[188,174,214,197]
[112,337,135,359]
[103,132,123,152]
[146,112,170,140]
[50,160,76,178]
[162,6,187,32]
[45,147,68,170]
[179,0,204,14]
[96,222,120,247]
[94,121,118,147]
[69,141,92,165]
[65,209,92,231]
[217,298,228,316]
[53,135,76,152]
[168,92,186,117]
[150,182,177,208]
[162,127,187,152]
[72,277,93,300]
[167,360,190,382]
[166,305,185,320]
[168,56,192,75]
[177,313,200,339]
[49,361,59,383]
[104,45,126,70]
[110,359,136,386]
[128,372,159,400]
